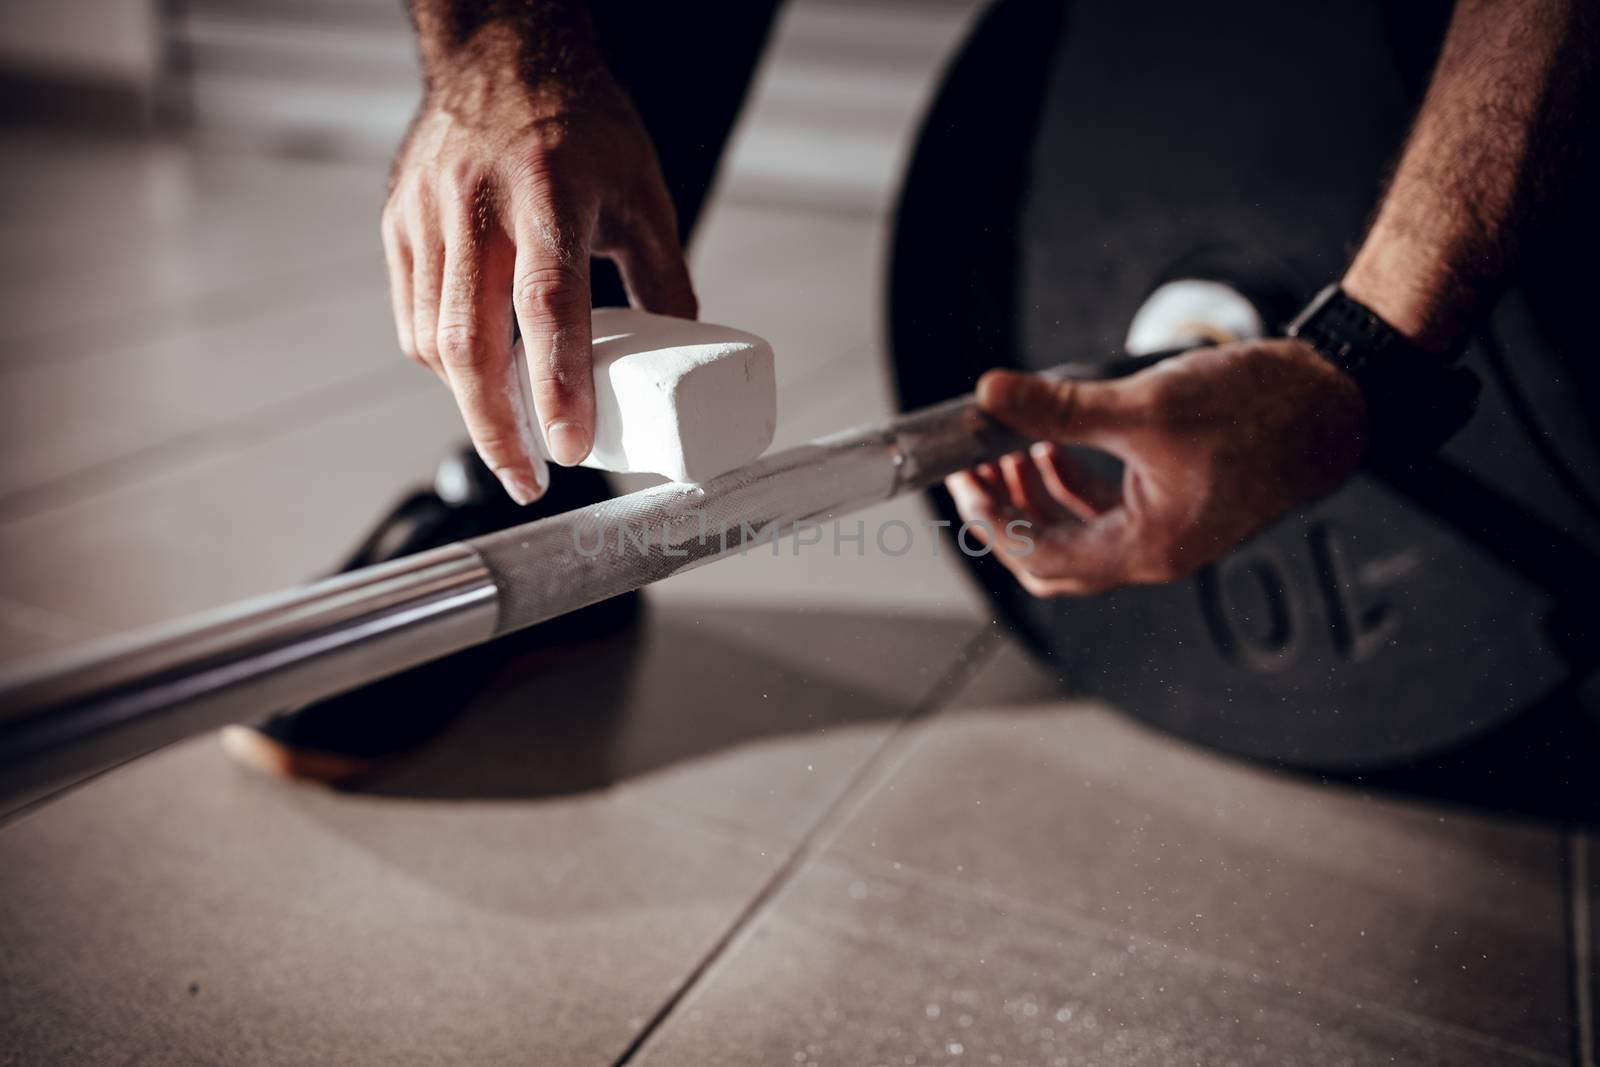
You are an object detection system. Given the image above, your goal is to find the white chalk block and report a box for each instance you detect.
[518,307,777,484]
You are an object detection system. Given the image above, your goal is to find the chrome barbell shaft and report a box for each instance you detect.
[0,356,1161,805]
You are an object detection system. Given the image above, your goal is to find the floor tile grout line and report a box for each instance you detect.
[608,621,1004,1067]
[0,591,101,644]
[0,362,422,523]
[0,748,158,832]
[0,252,379,373]
[831,843,1569,1067]
[606,621,993,853]
[1568,828,1595,1067]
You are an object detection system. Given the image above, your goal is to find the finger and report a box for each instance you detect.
[972,462,1006,498]
[946,470,1001,525]
[1030,441,1121,520]
[948,471,1061,592]
[976,369,1139,452]
[410,198,446,380]
[438,191,548,505]
[947,470,1040,557]
[380,212,427,376]
[606,199,698,319]
[999,451,1076,523]
[953,467,1140,596]
[611,234,698,319]
[1019,512,1140,595]
[947,475,1008,560]
[512,202,596,467]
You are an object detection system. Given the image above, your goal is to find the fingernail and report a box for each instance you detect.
[545,420,590,467]
[496,466,544,506]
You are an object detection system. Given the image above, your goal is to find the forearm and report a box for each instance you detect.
[386,1,693,499]
[408,1,609,104]
[1343,0,1595,352]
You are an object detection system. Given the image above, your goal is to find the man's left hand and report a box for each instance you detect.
[945,339,1368,596]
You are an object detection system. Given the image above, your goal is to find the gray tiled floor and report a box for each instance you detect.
[826,705,1570,1051]
[0,283,399,503]
[631,643,1575,1067]
[0,381,458,633]
[1,745,783,1067]
[633,858,1554,1067]
[0,140,435,645]
[370,607,981,845]
[0,1,1591,1064]
[0,605,985,1067]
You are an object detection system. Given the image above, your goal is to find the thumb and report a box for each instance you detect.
[976,369,1135,449]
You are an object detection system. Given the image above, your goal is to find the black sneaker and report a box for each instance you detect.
[220,448,639,785]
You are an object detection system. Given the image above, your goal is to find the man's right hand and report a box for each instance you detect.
[382,23,695,504]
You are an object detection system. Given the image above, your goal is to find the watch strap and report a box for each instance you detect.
[1286,285,1479,463]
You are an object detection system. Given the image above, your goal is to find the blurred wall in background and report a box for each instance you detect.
[0,0,418,146]
[0,0,160,126]
[0,0,158,84]
[164,0,419,156]
[0,0,977,213]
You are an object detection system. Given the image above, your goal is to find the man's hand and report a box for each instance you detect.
[384,18,694,504]
[946,0,1593,601]
[946,340,1366,596]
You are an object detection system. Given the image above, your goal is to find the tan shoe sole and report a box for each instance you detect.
[219,724,389,787]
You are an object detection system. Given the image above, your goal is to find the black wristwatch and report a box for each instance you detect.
[1285,284,1479,463]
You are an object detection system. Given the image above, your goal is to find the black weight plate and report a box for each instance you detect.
[890,0,1600,770]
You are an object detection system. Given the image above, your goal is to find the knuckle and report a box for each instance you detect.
[383,174,414,215]
[508,159,565,212]
[1047,381,1081,421]
[467,427,524,462]
[443,160,476,195]
[379,205,404,243]
[513,136,572,182]
[403,174,432,213]
[514,264,587,323]
[434,321,484,367]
